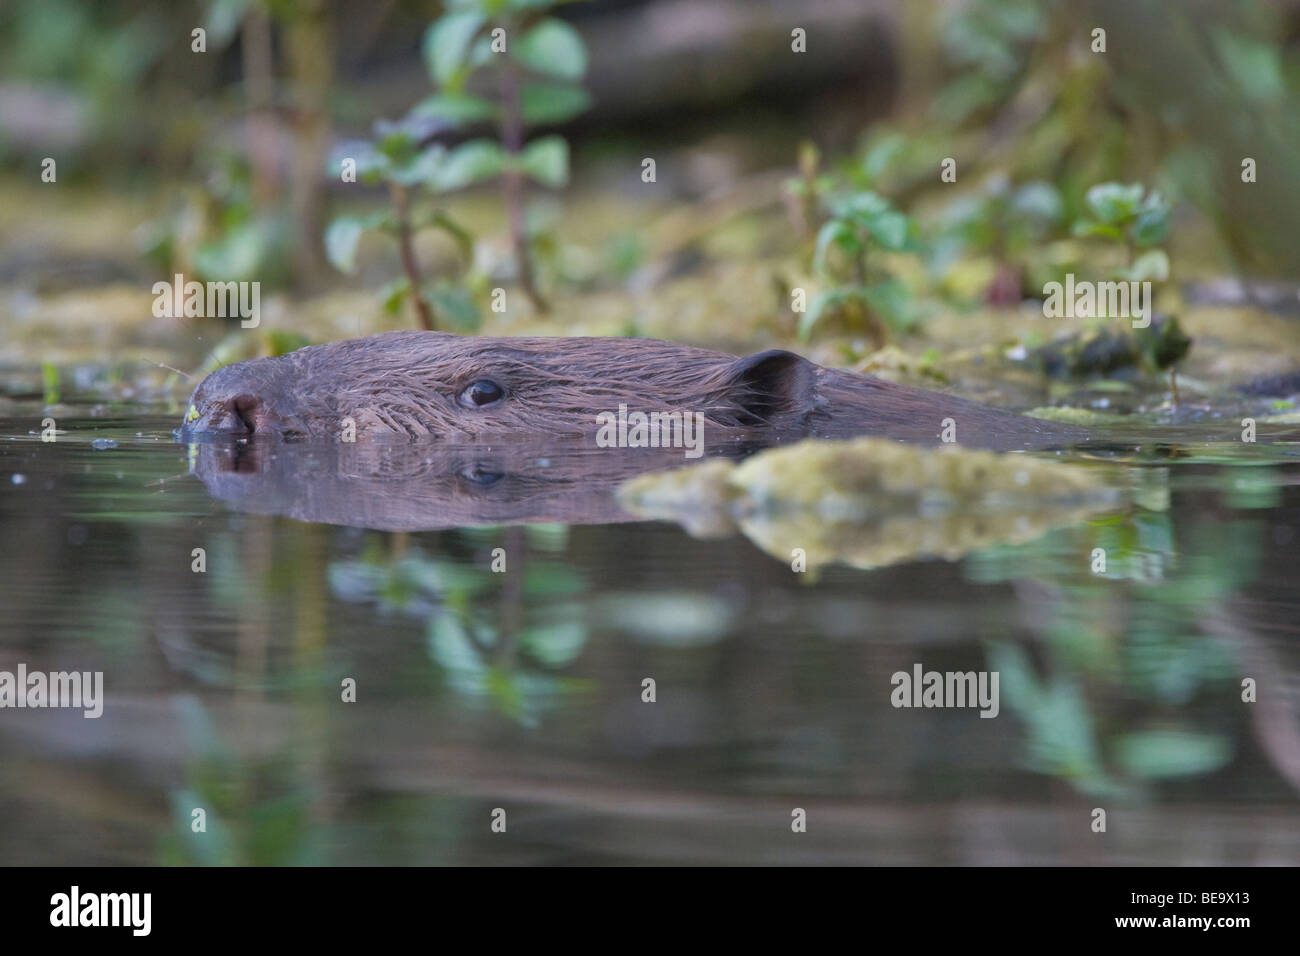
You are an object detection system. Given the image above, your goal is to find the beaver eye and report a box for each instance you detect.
[459,379,505,408]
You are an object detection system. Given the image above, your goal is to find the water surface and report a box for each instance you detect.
[2,407,1298,865]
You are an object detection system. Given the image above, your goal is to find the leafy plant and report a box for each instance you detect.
[934,0,1050,127]
[325,0,590,325]
[938,175,1064,304]
[801,191,922,344]
[138,150,294,289]
[1071,182,1171,283]
[324,126,480,331]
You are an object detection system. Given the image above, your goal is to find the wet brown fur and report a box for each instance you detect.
[183,330,1089,451]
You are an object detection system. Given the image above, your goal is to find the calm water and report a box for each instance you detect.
[2,408,1298,865]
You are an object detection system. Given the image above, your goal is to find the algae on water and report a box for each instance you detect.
[619,438,1126,570]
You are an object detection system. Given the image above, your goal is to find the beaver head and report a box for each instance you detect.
[180,330,817,442]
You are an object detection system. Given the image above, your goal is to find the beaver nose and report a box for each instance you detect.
[187,394,264,437]
[228,395,264,434]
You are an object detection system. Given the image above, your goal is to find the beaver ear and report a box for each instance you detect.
[722,349,816,426]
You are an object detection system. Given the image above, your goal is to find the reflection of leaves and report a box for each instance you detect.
[428,610,487,693]
[163,696,316,865]
[167,788,236,866]
[427,607,590,728]
[1124,617,1234,705]
[1113,731,1232,779]
[328,551,494,618]
[521,610,587,667]
[596,591,734,647]
[523,563,586,597]
[1219,467,1283,510]
[989,642,1123,797]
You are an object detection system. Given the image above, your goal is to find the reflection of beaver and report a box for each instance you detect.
[180,331,1089,451]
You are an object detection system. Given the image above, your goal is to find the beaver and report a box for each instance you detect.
[179,330,1090,452]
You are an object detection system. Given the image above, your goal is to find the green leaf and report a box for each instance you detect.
[1071,219,1124,241]
[204,0,251,47]
[1113,731,1232,779]
[501,0,573,11]
[519,136,569,187]
[522,563,586,596]
[389,143,448,187]
[41,361,60,405]
[428,611,485,677]
[374,126,419,164]
[1010,181,1064,224]
[435,139,506,190]
[324,217,368,274]
[379,279,411,315]
[813,219,859,274]
[520,616,587,667]
[265,329,311,357]
[799,287,865,341]
[1085,182,1144,226]
[519,81,591,124]
[467,35,496,71]
[830,190,890,221]
[865,209,911,251]
[515,17,587,79]
[1212,30,1284,102]
[411,92,499,126]
[1132,193,1170,247]
[193,221,271,282]
[425,210,476,262]
[423,11,487,89]
[331,140,388,184]
[860,132,908,182]
[424,281,481,332]
[1127,249,1170,283]
[863,279,916,332]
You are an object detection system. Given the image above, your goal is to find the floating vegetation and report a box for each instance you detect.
[619,438,1124,569]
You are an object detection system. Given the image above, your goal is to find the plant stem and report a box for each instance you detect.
[285,0,334,284]
[241,5,276,207]
[391,183,435,331]
[499,55,549,314]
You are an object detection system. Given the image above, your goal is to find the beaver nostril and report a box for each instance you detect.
[230,395,263,435]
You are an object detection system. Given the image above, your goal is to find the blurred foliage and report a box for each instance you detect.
[328,528,593,726]
[967,471,1269,795]
[1071,181,1170,283]
[326,0,591,326]
[161,696,320,865]
[138,150,294,287]
[786,145,924,344]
